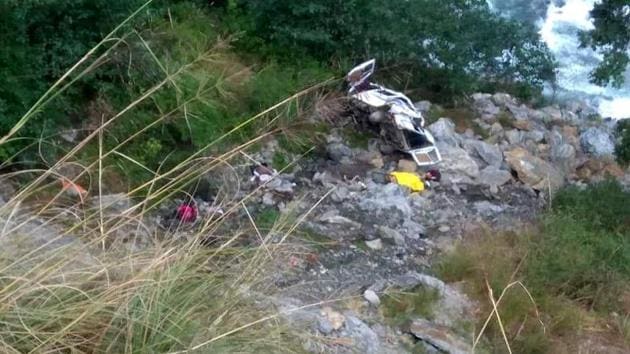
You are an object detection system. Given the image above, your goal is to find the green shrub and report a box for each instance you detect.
[527,213,630,310]
[438,180,630,350]
[552,179,630,232]
[615,119,630,166]
[0,0,147,161]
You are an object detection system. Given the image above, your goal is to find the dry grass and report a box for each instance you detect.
[437,224,630,353]
[0,4,340,352]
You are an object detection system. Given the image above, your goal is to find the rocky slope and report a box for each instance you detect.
[219,92,627,353]
[1,92,628,353]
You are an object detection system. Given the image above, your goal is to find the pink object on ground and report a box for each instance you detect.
[176,204,197,223]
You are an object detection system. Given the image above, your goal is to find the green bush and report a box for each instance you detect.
[527,213,630,310]
[552,179,630,232]
[438,180,630,350]
[615,119,630,166]
[0,0,147,160]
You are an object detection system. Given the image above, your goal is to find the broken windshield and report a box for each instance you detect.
[404,130,430,149]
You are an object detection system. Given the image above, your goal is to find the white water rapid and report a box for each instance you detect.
[491,0,630,119]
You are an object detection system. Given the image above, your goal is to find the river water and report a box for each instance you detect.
[490,0,630,119]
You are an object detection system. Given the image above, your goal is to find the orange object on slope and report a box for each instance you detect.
[60,178,88,202]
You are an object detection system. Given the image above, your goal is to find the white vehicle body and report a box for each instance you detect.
[347,59,441,166]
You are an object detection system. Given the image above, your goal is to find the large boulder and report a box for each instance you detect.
[478,166,512,187]
[541,106,563,122]
[491,93,517,107]
[472,93,501,121]
[549,129,578,173]
[505,129,524,145]
[428,118,461,147]
[436,143,480,181]
[463,139,503,167]
[505,147,565,192]
[358,182,414,219]
[506,103,530,120]
[580,127,615,157]
[551,143,577,173]
[526,130,545,143]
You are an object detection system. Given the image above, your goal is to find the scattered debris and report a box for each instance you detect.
[389,171,425,193]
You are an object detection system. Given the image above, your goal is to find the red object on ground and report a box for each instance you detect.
[176,204,197,223]
[425,169,442,182]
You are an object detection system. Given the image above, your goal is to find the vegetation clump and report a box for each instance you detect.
[438,179,630,352]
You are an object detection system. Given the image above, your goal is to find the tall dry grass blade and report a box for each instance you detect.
[484,279,512,354]
[472,279,545,352]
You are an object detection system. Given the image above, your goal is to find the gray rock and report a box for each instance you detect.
[313,171,337,185]
[402,219,427,238]
[472,93,501,121]
[318,210,361,228]
[551,143,577,173]
[435,143,480,180]
[357,150,384,169]
[365,239,383,250]
[474,201,505,216]
[505,147,565,192]
[267,178,295,194]
[262,192,275,206]
[318,318,335,335]
[506,103,530,120]
[0,212,97,278]
[527,130,545,143]
[541,106,563,121]
[428,118,461,147]
[438,225,450,233]
[363,289,381,306]
[580,127,615,157]
[491,93,517,107]
[397,159,418,172]
[358,183,413,218]
[378,226,406,246]
[326,142,353,162]
[464,139,503,167]
[505,129,524,145]
[91,193,131,213]
[409,319,472,354]
[414,100,432,114]
[490,122,504,136]
[342,314,381,354]
[388,273,473,328]
[379,142,396,155]
[331,186,351,203]
[478,166,512,187]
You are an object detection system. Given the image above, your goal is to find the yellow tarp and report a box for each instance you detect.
[389,171,425,192]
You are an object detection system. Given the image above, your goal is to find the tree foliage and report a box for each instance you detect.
[579,0,630,87]
[236,0,557,98]
[0,0,146,159]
